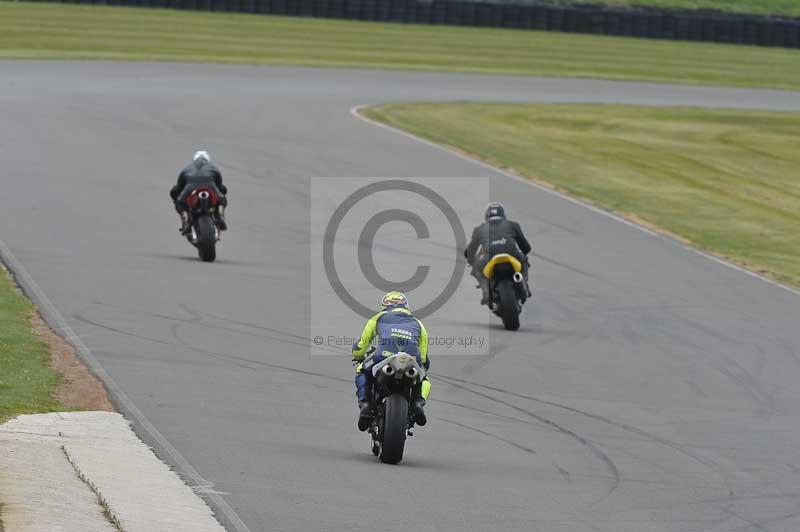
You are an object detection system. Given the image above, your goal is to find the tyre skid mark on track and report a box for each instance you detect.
[79,302,340,354]
[178,303,203,323]
[75,313,176,347]
[715,356,776,415]
[662,314,778,414]
[199,309,316,344]
[84,299,316,348]
[718,493,800,532]
[171,302,321,348]
[171,324,352,383]
[439,418,537,455]
[521,207,585,237]
[598,438,695,489]
[437,375,622,504]
[437,373,738,502]
[529,251,604,281]
[75,312,353,385]
[737,512,800,532]
[553,461,571,483]
[75,313,261,372]
[459,343,508,375]
[215,160,306,202]
[436,398,535,426]
[437,375,748,532]
[722,507,773,532]
[442,395,682,488]
[589,444,741,532]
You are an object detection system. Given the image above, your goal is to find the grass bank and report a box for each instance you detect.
[2,3,800,90]
[363,103,800,287]
[556,0,800,18]
[0,268,64,422]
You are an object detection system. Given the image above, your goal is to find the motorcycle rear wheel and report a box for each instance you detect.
[195,216,217,263]
[379,394,408,464]
[498,280,520,331]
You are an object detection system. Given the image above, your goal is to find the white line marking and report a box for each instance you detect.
[350,104,800,298]
[0,239,253,532]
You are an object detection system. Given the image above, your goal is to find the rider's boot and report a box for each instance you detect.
[469,265,487,305]
[357,401,373,432]
[179,211,191,235]
[356,372,373,431]
[523,258,532,297]
[412,397,427,426]
[216,205,227,231]
[412,380,430,426]
[479,279,490,306]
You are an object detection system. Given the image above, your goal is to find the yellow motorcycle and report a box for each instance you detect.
[482,252,527,330]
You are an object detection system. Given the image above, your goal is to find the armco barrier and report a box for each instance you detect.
[25,0,800,48]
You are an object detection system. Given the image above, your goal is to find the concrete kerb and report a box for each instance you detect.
[0,412,225,532]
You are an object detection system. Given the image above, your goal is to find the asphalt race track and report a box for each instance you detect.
[3,61,800,532]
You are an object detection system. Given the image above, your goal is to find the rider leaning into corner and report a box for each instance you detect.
[170,150,228,235]
[465,202,532,305]
[352,291,431,432]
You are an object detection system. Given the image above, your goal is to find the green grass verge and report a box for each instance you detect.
[0,268,63,422]
[560,0,800,18]
[2,3,800,90]
[363,103,800,287]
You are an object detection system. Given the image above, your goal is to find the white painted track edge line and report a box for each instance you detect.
[0,238,253,532]
[349,104,800,298]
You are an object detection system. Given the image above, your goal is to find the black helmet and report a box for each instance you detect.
[485,202,506,221]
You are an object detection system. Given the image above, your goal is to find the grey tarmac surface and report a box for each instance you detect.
[3,61,800,532]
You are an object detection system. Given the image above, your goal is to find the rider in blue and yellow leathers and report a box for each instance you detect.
[352,291,431,431]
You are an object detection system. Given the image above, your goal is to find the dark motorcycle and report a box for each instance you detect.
[184,186,221,262]
[482,253,527,330]
[364,352,425,464]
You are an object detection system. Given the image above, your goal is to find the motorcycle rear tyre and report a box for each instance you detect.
[498,280,520,331]
[379,394,408,464]
[195,216,217,263]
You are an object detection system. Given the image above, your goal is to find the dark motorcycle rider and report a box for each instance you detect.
[465,202,532,305]
[352,291,431,432]
[169,150,228,235]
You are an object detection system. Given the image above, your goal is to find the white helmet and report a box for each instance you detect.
[192,150,210,163]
